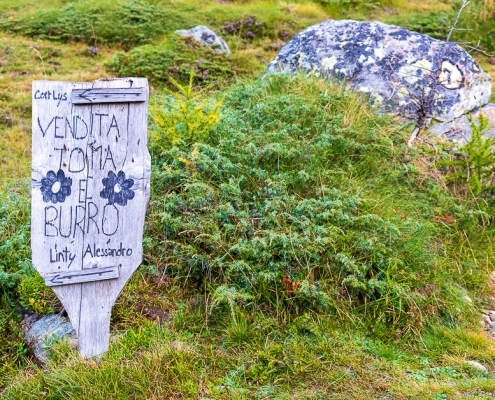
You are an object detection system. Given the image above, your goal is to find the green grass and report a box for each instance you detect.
[1,0,495,398]
[4,312,495,398]
[2,75,495,398]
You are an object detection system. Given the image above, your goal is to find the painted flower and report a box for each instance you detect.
[100,171,135,206]
[40,169,73,204]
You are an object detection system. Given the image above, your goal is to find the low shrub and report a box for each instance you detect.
[107,36,256,88]
[150,75,224,148]
[0,181,50,380]
[223,15,266,40]
[146,75,487,338]
[5,0,179,49]
[438,114,495,209]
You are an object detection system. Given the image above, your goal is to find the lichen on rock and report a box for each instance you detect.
[175,25,231,54]
[266,20,492,123]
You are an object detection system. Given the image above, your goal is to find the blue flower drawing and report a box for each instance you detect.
[100,171,135,206]
[40,169,73,204]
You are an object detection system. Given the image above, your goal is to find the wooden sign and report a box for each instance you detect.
[31,78,150,358]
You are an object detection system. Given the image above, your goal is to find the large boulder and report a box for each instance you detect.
[266,20,491,123]
[175,26,231,54]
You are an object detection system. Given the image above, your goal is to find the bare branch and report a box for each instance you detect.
[408,126,421,147]
[446,0,470,42]
[408,0,473,147]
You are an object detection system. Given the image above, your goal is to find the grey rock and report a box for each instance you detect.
[266,20,491,123]
[175,25,230,54]
[24,313,77,363]
[466,360,488,372]
[429,103,495,143]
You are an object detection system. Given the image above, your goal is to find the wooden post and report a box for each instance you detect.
[31,78,150,358]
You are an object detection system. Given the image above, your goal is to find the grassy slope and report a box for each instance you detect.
[3,75,495,399]
[1,0,495,398]
[0,0,494,175]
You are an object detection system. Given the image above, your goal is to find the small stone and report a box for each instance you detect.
[175,26,230,54]
[466,361,488,372]
[489,57,495,65]
[23,313,77,364]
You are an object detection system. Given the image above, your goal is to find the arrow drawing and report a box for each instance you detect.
[78,89,93,103]
[44,267,119,286]
[71,88,146,104]
[50,270,114,284]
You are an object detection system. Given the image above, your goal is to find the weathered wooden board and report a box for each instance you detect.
[44,266,119,287]
[31,78,150,358]
[71,88,146,104]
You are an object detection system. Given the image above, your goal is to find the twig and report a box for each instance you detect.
[408,126,421,147]
[87,23,98,49]
[28,46,45,75]
[407,0,472,147]
[446,0,470,42]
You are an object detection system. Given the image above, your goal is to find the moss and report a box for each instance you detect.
[106,36,260,88]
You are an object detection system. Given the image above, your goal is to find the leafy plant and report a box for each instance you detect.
[17,272,54,314]
[210,285,253,324]
[223,15,266,40]
[150,75,224,150]
[438,113,495,204]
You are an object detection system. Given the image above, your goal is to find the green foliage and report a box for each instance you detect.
[107,36,256,88]
[222,15,266,40]
[438,114,495,206]
[150,75,224,149]
[224,315,256,346]
[0,182,54,314]
[388,10,456,40]
[146,76,482,338]
[318,0,398,14]
[1,0,305,50]
[0,181,36,380]
[2,0,495,395]
[210,285,253,324]
[465,0,495,51]
[4,0,171,49]
[387,1,495,51]
[17,272,53,314]
[0,182,32,289]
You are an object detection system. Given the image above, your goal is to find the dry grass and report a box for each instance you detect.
[288,2,329,20]
[0,34,111,177]
[479,0,495,22]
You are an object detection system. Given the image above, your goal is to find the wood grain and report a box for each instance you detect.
[71,88,146,104]
[32,78,150,358]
